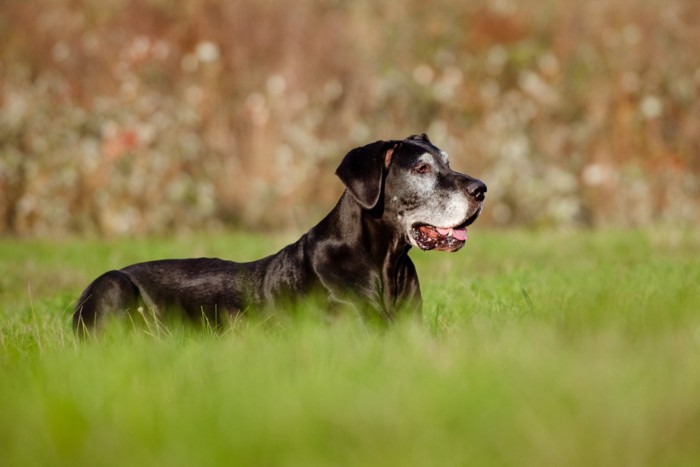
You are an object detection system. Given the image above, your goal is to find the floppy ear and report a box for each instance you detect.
[335,140,397,210]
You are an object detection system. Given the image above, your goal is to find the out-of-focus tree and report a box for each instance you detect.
[1,0,698,235]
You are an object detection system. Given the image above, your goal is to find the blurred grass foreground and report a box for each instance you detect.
[1,230,700,466]
[1,0,699,235]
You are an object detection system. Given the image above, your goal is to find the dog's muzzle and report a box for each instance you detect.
[409,206,482,252]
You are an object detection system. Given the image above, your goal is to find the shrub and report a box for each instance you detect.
[1,0,698,234]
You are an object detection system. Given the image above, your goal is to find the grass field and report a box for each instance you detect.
[1,229,699,466]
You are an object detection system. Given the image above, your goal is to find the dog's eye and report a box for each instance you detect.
[415,164,431,174]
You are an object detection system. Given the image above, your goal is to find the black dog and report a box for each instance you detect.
[73,134,486,333]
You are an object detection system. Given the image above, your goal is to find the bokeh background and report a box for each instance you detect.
[1,0,698,236]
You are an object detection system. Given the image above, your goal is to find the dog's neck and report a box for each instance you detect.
[334,191,409,253]
[312,191,413,317]
[304,191,412,296]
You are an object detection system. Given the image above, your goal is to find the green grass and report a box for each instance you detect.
[1,229,699,466]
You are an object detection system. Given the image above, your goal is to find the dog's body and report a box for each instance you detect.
[73,134,486,333]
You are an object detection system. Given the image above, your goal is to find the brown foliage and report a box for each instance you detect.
[1,0,698,235]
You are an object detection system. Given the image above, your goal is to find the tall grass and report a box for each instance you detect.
[1,229,699,466]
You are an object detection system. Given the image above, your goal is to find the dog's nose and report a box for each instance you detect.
[467,180,487,201]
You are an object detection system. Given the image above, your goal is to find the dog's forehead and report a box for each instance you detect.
[395,141,448,166]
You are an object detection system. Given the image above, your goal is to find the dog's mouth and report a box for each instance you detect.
[410,224,466,252]
[409,210,481,252]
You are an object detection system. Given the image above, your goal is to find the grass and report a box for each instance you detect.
[1,228,699,466]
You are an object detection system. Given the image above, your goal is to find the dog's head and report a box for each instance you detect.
[336,134,486,252]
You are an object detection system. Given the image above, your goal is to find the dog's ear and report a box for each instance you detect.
[335,140,398,209]
[407,133,432,144]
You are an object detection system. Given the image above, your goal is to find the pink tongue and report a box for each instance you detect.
[436,227,468,241]
[452,228,467,241]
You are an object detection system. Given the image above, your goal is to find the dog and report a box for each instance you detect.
[73,134,486,334]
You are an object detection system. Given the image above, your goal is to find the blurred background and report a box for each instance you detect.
[1,0,698,236]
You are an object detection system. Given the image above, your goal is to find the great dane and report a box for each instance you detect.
[73,134,486,334]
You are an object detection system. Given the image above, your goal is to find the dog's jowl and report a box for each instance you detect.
[73,134,486,334]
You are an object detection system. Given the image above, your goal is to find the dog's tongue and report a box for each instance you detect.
[452,228,468,241]
[436,227,468,241]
